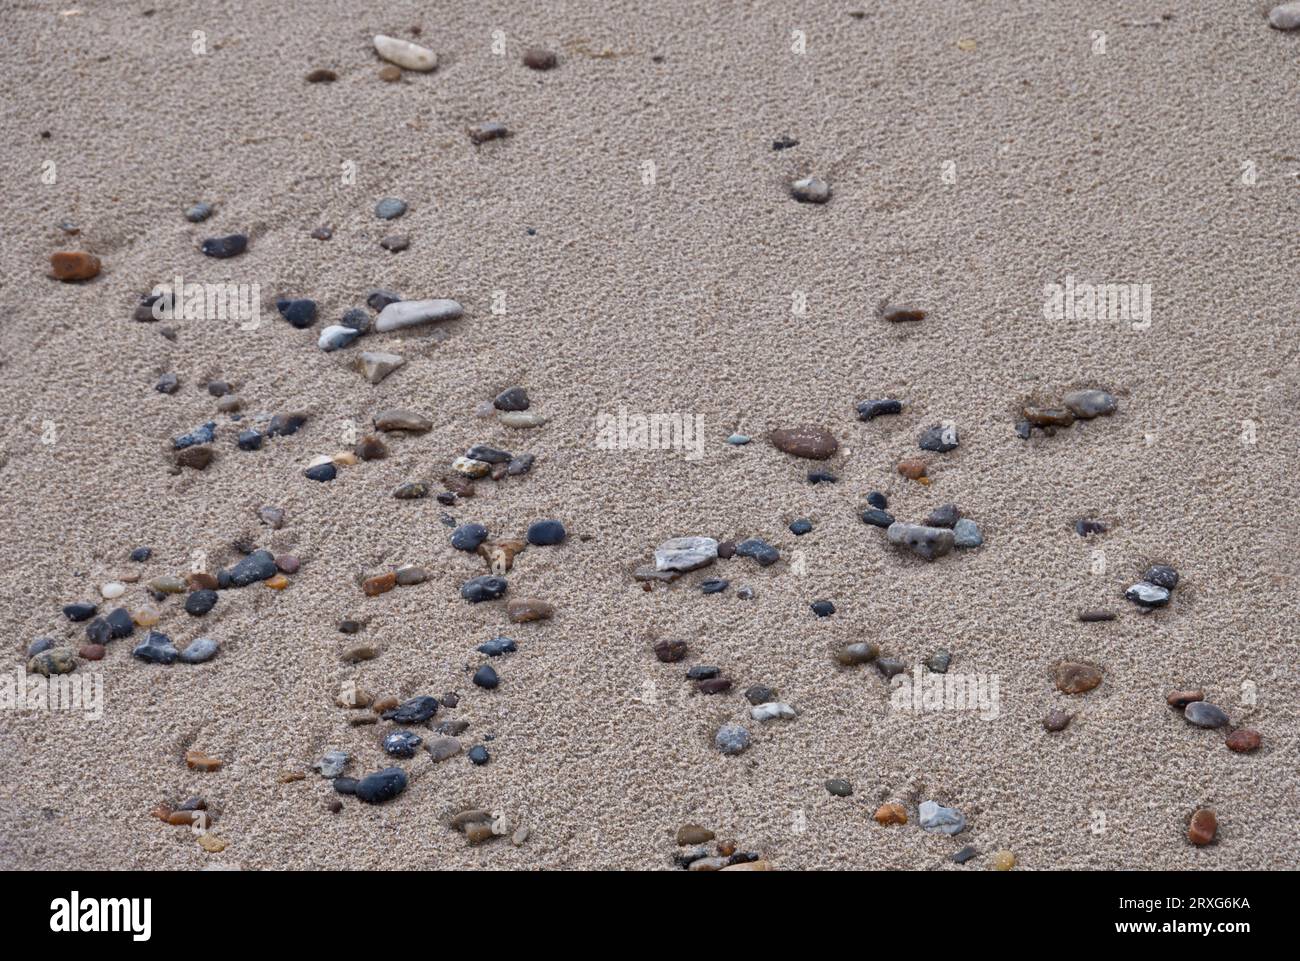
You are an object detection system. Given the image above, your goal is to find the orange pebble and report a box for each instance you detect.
[873,803,908,825]
[265,574,289,590]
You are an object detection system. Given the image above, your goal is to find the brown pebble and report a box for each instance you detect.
[197,834,227,853]
[1042,709,1072,732]
[372,696,400,714]
[265,574,289,590]
[166,810,202,827]
[328,799,343,813]
[1054,661,1102,694]
[717,540,736,559]
[1022,406,1075,428]
[873,803,908,825]
[768,426,839,460]
[443,475,476,498]
[149,803,173,822]
[1225,729,1260,753]
[378,64,402,82]
[465,822,495,845]
[1077,609,1116,622]
[185,749,223,772]
[1188,808,1217,846]
[363,572,396,596]
[174,446,213,470]
[79,643,106,661]
[49,251,101,281]
[277,771,305,783]
[450,809,493,831]
[1166,689,1204,708]
[478,538,526,575]
[720,860,772,871]
[676,824,715,845]
[340,644,378,664]
[717,839,737,857]
[305,68,337,82]
[507,597,553,622]
[696,678,732,695]
[653,639,687,662]
[275,555,300,574]
[897,458,928,480]
[355,435,388,460]
[881,304,926,323]
[523,47,557,70]
[187,571,218,591]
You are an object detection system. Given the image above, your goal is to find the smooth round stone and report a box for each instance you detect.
[876,658,906,679]
[1188,808,1217,846]
[355,767,408,804]
[856,398,903,421]
[789,519,812,536]
[477,636,516,657]
[867,491,888,509]
[185,202,214,223]
[493,386,530,411]
[714,724,750,755]
[861,507,895,528]
[1144,565,1179,590]
[383,695,439,724]
[374,196,410,220]
[1054,662,1103,694]
[185,590,218,616]
[276,555,300,574]
[1271,2,1300,29]
[461,576,507,602]
[132,631,178,664]
[768,426,838,460]
[918,800,966,835]
[745,684,777,705]
[1063,389,1118,419]
[383,731,423,758]
[180,637,219,664]
[468,745,490,765]
[427,737,463,762]
[726,433,750,445]
[918,424,959,452]
[27,638,55,658]
[790,176,830,203]
[105,607,134,639]
[452,523,489,551]
[751,702,797,721]
[835,642,878,666]
[379,234,409,252]
[395,565,427,586]
[333,777,358,795]
[100,582,126,599]
[200,234,247,258]
[887,522,954,561]
[472,664,499,689]
[925,504,960,528]
[700,579,729,594]
[230,550,277,586]
[1166,689,1204,708]
[1185,701,1229,728]
[523,47,557,69]
[373,409,432,432]
[393,482,428,500]
[338,308,371,334]
[810,599,835,617]
[953,518,983,548]
[1226,729,1261,752]
[1043,709,1072,732]
[304,463,337,482]
[735,538,779,566]
[1126,581,1170,607]
[654,536,719,572]
[63,602,97,622]
[79,644,106,661]
[507,598,553,622]
[882,304,926,323]
[991,850,1016,871]
[527,519,566,546]
[499,410,547,428]
[28,648,77,676]
[374,298,463,333]
[373,34,437,71]
[149,575,186,593]
[825,778,853,797]
[318,325,359,351]
[49,251,101,280]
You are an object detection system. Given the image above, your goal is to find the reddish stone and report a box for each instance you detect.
[1188,808,1217,846]
[1226,729,1260,753]
[79,643,106,661]
[363,572,396,596]
[1054,662,1103,694]
[49,251,101,281]
[897,458,928,480]
[768,426,838,460]
[1166,689,1204,708]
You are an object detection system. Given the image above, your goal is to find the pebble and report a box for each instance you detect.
[477,636,516,656]
[305,68,337,83]
[393,482,429,500]
[473,664,500,689]
[1043,709,1072,732]
[688,857,725,872]
[453,456,491,479]
[174,422,216,450]
[276,298,317,329]
[200,234,247,258]
[238,429,263,451]
[1188,808,1217,846]
[63,601,97,622]
[951,846,979,864]
[494,386,531,411]
[953,518,983,548]
[861,507,894,528]
[1125,581,1170,607]
[79,644,105,661]
[1076,518,1107,537]
[527,519,566,545]
[180,637,219,664]
[789,519,812,535]
[676,824,715,845]
[499,410,547,428]
[918,800,966,835]
[155,372,179,394]
[867,491,888,509]
[383,731,423,758]
[687,666,720,680]
[1271,2,1300,28]
[882,304,927,323]
[436,719,469,736]
[373,34,437,71]
[175,446,214,470]
[185,590,218,616]
[523,47,557,70]
[1185,702,1229,728]
[751,702,797,721]
[990,850,1016,871]
[886,522,954,561]
[427,737,463,762]
[918,424,959,452]
[311,225,334,240]
[373,408,432,432]
[385,695,440,724]
[876,657,906,679]
[735,538,780,566]
[374,298,462,333]
[356,767,408,804]
[1063,389,1118,419]
[1226,729,1261,753]
[267,412,308,437]
[363,572,396,596]
[897,458,928,480]
[85,618,111,644]
[468,121,509,144]
[654,536,718,572]
[185,749,223,772]
[185,202,214,222]
[49,251,101,281]
[726,433,750,445]
[149,575,186,594]
[132,631,178,664]
[825,779,853,797]
[304,463,336,482]
[313,751,349,778]
[466,444,512,464]
[507,454,535,475]
[714,724,750,755]
[1166,689,1204,708]
[452,523,489,551]
[874,803,907,826]
[395,565,427,586]
[507,597,553,622]
[230,550,277,586]
[926,650,951,673]
[697,677,731,693]
[1078,610,1116,622]
[835,642,878,666]
[318,325,360,351]
[768,426,838,460]
[28,648,77,676]
[856,398,902,420]
[653,639,687,662]
[790,176,831,203]
[924,504,960,528]
[333,777,359,794]
[379,234,409,252]
[355,435,387,461]
[27,638,55,657]
[275,555,299,575]
[1144,565,1179,590]
[468,745,490,765]
[461,575,507,602]
[1054,662,1103,694]
[810,599,835,617]
[100,581,126,600]
[1022,406,1075,428]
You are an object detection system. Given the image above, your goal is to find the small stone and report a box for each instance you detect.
[28,648,77,676]
[523,47,557,70]
[1270,1,1300,29]
[237,430,263,451]
[436,719,469,736]
[356,767,408,804]
[197,834,227,853]
[394,565,426,586]
[506,454,535,475]
[1063,389,1118,419]
[461,575,507,602]
[696,677,731,693]
[1078,609,1116,622]
[352,435,386,462]
[341,644,379,664]
[507,598,553,622]
[180,638,219,664]
[835,642,878,666]
[751,701,797,721]
[275,555,299,576]
[654,639,687,662]
[379,234,409,252]
[229,550,277,586]
[990,850,1016,871]
[185,750,223,772]
[200,234,247,258]
[881,304,926,323]
[385,695,440,724]
[132,631,178,664]
[363,572,396,597]
[373,34,437,71]
[897,458,928,480]
[267,412,308,437]
[149,575,187,594]
[104,607,134,638]
[825,779,853,797]
[276,298,318,329]
[27,638,54,658]
[377,63,402,82]
[735,538,780,566]
[185,589,218,616]
[886,522,954,561]
[1043,709,1072,732]
[1015,420,1032,439]
[1185,702,1229,728]
[856,398,902,420]
[1166,689,1204,708]
[373,408,432,432]
[174,422,216,450]
[383,731,423,758]
[1126,581,1170,607]
[306,67,337,82]
[1075,519,1107,538]
[527,519,566,546]
[468,121,509,144]
[79,644,105,661]
[63,602,97,622]
[473,664,499,689]
[789,519,813,536]
[310,225,334,240]
[810,599,835,617]
[393,481,429,500]
[493,387,531,412]
[1144,565,1180,590]
[1054,662,1103,695]
[688,857,725,872]
[791,176,831,203]
[427,737,463,762]
[953,518,983,548]
[304,462,336,482]
[1188,808,1217,846]
[861,507,895,528]
[49,251,101,281]
[810,471,838,484]
[924,504,961,528]
[918,800,966,835]
[313,751,350,779]
[654,536,718,572]
[926,649,951,673]
[874,803,907,826]
[714,724,750,755]
[1226,729,1261,753]
[876,657,906,679]
[478,636,516,657]
[452,523,489,551]
[768,426,838,460]
[1022,406,1075,428]
[374,298,462,333]
[676,824,714,845]
[727,433,750,445]
[468,745,490,766]
[175,446,214,470]
[155,372,179,394]
[499,410,547,428]
[185,202,214,222]
[951,846,979,864]
[215,395,241,414]
[318,325,360,351]
[918,424,959,452]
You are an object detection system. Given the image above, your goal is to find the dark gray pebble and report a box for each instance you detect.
[473,664,499,689]
[468,745,490,765]
[811,599,835,617]
[735,538,779,566]
[461,575,507,602]
[477,637,516,657]
[374,198,407,220]
[527,519,566,546]
[700,579,729,594]
[355,767,408,803]
[384,695,439,724]
[63,602,97,622]
[132,631,178,664]
[451,523,489,551]
[383,731,423,758]
[789,519,812,535]
[174,422,216,449]
[919,424,959,452]
[856,398,902,420]
[304,463,336,482]
[861,507,894,528]
[200,234,247,258]
[185,590,218,616]
[276,298,318,329]
[494,386,530,411]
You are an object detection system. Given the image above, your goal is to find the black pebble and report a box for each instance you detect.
[473,664,499,689]
[304,463,336,482]
[185,589,218,616]
[461,575,507,602]
[333,777,359,795]
[106,607,135,639]
[526,519,566,546]
[925,504,960,528]
[477,636,516,656]
[493,386,530,411]
[63,602,98,622]
[276,298,318,329]
[951,845,979,864]
[155,373,179,394]
[700,579,729,594]
[856,398,903,421]
[451,523,489,551]
[807,470,837,484]
[468,745,490,766]
[130,546,152,562]
[811,599,836,617]
[355,768,407,804]
[867,491,888,509]
[237,429,263,451]
[384,695,439,724]
[366,288,402,311]
[85,617,112,644]
[687,665,720,680]
[789,519,812,535]
[1145,565,1179,590]
[200,234,247,258]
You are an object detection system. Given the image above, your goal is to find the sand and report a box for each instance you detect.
[1,0,1297,870]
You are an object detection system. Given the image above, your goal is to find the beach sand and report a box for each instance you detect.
[0,0,1296,870]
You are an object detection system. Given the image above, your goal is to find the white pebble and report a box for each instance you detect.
[373,34,438,72]
[100,582,125,599]
[1270,2,1300,29]
[751,702,797,721]
[374,298,463,333]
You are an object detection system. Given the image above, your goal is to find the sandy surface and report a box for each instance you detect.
[1,0,1297,870]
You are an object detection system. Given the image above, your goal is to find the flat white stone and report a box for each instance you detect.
[498,411,547,428]
[1270,2,1300,29]
[751,702,797,721]
[318,325,357,351]
[374,298,463,333]
[373,34,438,71]
[100,582,125,599]
[654,536,718,572]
